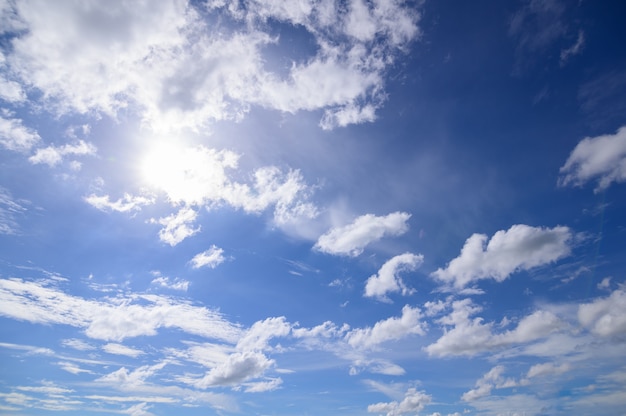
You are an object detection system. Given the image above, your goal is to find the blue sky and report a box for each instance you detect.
[1,0,626,415]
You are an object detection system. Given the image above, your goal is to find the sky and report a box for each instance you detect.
[1,0,626,415]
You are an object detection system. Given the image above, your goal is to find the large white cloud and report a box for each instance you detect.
[559,126,626,192]
[432,224,572,289]
[425,299,565,357]
[315,212,411,256]
[3,0,421,130]
[364,253,424,301]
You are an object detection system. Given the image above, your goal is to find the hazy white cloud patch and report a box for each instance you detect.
[190,245,226,269]
[150,274,190,292]
[0,113,40,152]
[367,387,431,416]
[102,343,145,358]
[29,140,97,167]
[189,351,274,388]
[525,362,571,379]
[61,338,95,351]
[242,377,283,393]
[560,30,585,65]
[0,278,242,343]
[559,126,626,192]
[85,193,155,213]
[0,187,27,235]
[346,305,426,350]
[432,224,572,289]
[315,211,411,256]
[364,253,424,302]
[578,288,626,337]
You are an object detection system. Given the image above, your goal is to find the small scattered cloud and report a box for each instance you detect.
[560,30,585,65]
[0,113,40,152]
[85,193,155,213]
[102,343,145,358]
[190,245,226,269]
[432,224,572,289]
[364,253,423,302]
[314,212,411,257]
[578,288,626,337]
[29,140,97,167]
[462,366,518,402]
[346,305,426,350]
[0,187,27,235]
[151,208,201,246]
[150,274,190,292]
[558,126,626,192]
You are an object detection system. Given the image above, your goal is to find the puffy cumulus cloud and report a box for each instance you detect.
[346,305,426,350]
[364,253,424,302]
[97,362,169,388]
[432,224,572,289]
[578,288,626,337]
[0,113,40,152]
[28,140,97,167]
[425,299,565,357]
[85,193,155,213]
[367,388,431,416]
[0,278,242,343]
[191,351,274,388]
[559,126,626,192]
[461,366,518,402]
[190,245,226,269]
[102,343,145,358]
[3,0,421,130]
[151,208,201,246]
[236,316,292,352]
[315,212,411,256]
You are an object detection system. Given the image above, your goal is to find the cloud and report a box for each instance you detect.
[367,388,431,416]
[28,140,97,167]
[243,377,283,393]
[432,224,572,289]
[461,366,518,402]
[61,338,95,351]
[425,299,564,357]
[364,253,423,302]
[191,351,274,388]
[0,113,40,152]
[0,278,242,342]
[558,126,626,192]
[190,246,226,269]
[525,362,571,379]
[236,316,292,352]
[560,30,585,65]
[578,288,626,337]
[150,275,190,292]
[102,343,145,358]
[4,0,421,130]
[346,305,426,350]
[0,187,27,235]
[315,212,411,256]
[152,208,201,246]
[85,193,155,213]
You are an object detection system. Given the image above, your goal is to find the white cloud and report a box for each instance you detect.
[102,343,145,358]
[346,305,425,350]
[236,316,291,352]
[559,126,626,192]
[578,288,626,337]
[152,208,201,246]
[315,212,411,256]
[190,246,226,269]
[150,276,189,292]
[4,0,421,130]
[243,377,283,393]
[461,366,518,402]
[560,30,585,65]
[525,362,571,379]
[0,187,27,235]
[61,338,95,351]
[97,362,168,388]
[29,140,97,167]
[0,114,40,152]
[191,351,274,388]
[364,253,423,302]
[432,224,572,289]
[425,299,564,357]
[0,278,242,342]
[367,388,431,416]
[85,193,155,213]
[0,77,26,102]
